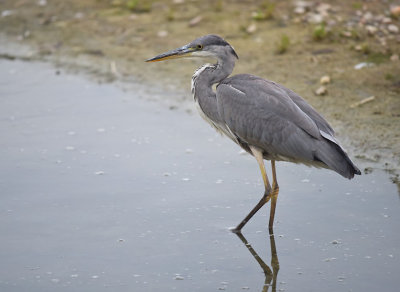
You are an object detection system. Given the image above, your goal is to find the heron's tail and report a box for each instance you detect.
[315,140,361,179]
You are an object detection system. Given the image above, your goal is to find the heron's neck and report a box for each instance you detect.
[191,57,235,128]
[200,57,235,85]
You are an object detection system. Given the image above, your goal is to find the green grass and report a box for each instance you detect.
[352,2,362,9]
[125,0,152,13]
[252,1,275,21]
[366,52,389,64]
[166,7,175,21]
[275,34,290,54]
[385,73,394,80]
[359,43,370,54]
[313,24,327,41]
[214,0,223,12]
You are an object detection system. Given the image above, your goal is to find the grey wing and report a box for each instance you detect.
[278,84,340,144]
[216,76,323,164]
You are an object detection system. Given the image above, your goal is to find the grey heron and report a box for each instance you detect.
[146,34,361,233]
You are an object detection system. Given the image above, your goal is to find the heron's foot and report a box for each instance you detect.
[234,190,272,232]
[233,219,248,233]
[230,227,242,234]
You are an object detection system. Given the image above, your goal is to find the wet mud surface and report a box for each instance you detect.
[0,59,399,291]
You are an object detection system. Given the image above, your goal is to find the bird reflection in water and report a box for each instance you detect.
[234,231,279,292]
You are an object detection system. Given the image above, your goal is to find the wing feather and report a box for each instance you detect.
[216,75,324,162]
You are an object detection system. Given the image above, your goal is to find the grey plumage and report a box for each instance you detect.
[146,34,361,231]
[217,74,359,179]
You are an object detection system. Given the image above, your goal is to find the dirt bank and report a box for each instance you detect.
[1,0,399,186]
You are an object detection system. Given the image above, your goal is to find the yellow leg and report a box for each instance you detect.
[233,146,272,232]
[268,160,279,233]
[250,146,271,193]
[271,160,278,190]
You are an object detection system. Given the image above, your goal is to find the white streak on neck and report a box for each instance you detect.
[191,63,216,99]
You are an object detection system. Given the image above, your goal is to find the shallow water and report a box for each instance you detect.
[0,60,399,292]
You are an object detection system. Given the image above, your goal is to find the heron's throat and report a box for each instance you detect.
[194,58,235,86]
[191,55,236,104]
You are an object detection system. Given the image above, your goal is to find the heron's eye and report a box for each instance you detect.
[196,44,203,50]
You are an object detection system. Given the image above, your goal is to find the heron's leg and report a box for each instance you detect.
[232,146,272,233]
[252,146,272,193]
[268,160,279,233]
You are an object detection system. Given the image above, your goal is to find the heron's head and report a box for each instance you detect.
[146,34,238,63]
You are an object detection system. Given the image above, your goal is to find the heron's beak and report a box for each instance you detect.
[145,45,195,62]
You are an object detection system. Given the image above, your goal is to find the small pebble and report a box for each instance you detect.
[391,6,400,17]
[189,15,202,27]
[388,24,399,34]
[320,75,331,85]
[341,31,352,38]
[316,3,331,14]
[1,10,14,17]
[246,23,257,34]
[390,54,399,62]
[74,12,84,19]
[157,30,168,38]
[315,86,327,96]
[365,25,377,35]
[354,62,373,70]
[308,13,323,24]
[294,6,306,14]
